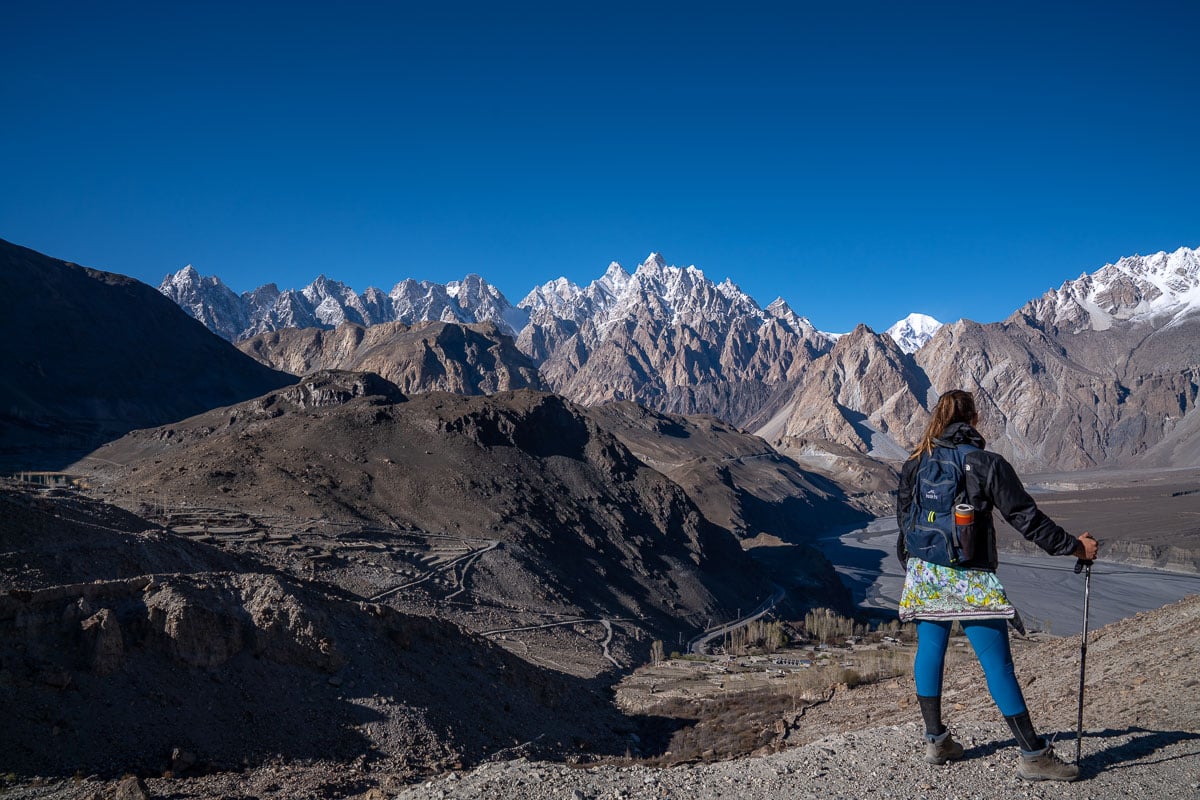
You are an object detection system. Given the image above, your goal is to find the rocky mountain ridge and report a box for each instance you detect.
[160,246,1200,473]
[159,253,839,348]
[69,372,775,644]
[161,267,529,342]
[1016,246,1200,334]
[161,247,1200,359]
[237,320,543,395]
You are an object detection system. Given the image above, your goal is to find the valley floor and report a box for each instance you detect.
[819,466,1200,632]
[822,518,1200,633]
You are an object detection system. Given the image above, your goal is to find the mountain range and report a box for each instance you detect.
[1,237,870,780]
[3,235,1197,793]
[164,247,1200,473]
[160,265,532,342]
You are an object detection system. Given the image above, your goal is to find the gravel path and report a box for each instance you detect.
[394,722,1200,800]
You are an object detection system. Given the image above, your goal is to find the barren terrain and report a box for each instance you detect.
[7,592,1197,799]
[5,450,1199,798]
[1013,467,1200,572]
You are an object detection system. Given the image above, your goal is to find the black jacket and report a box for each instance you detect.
[895,422,1079,570]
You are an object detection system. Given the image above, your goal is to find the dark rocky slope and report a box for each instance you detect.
[0,487,627,779]
[586,402,867,611]
[0,239,293,470]
[73,372,769,644]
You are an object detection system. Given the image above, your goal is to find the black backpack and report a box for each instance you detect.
[903,444,979,567]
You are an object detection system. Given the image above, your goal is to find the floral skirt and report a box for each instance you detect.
[898,558,1016,622]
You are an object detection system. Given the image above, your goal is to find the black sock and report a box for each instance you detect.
[917,695,946,737]
[1004,711,1046,753]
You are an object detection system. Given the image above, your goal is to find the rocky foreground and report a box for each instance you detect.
[387,723,1199,800]
[6,595,1197,800]
[385,594,1200,800]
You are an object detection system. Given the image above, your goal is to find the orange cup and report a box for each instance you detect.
[954,504,974,526]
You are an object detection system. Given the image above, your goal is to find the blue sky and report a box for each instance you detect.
[2,1,1198,333]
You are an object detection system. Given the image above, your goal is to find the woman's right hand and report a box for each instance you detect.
[1073,531,1098,561]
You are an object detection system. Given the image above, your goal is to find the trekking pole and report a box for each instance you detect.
[1073,557,1093,765]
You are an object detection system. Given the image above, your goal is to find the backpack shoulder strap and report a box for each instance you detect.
[950,443,979,500]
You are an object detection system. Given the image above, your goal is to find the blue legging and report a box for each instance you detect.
[914,618,1027,717]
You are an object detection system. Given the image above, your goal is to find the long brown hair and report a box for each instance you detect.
[909,390,978,460]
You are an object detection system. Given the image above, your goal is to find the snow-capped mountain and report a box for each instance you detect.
[522,254,829,344]
[519,261,632,326]
[526,253,837,424]
[157,245,1200,472]
[1018,247,1200,333]
[159,269,526,342]
[885,313,943,354]
[446,274,530,335]
[599,253,764,335]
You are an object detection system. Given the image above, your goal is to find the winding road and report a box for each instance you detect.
[368,539,500,602]
[687,585,786,655]
[481,617,629,668]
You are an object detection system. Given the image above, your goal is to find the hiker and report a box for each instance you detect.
[895,389,1099,781]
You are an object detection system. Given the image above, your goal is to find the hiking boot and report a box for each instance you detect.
[1017,744,1079,781]
[925,729,964,765]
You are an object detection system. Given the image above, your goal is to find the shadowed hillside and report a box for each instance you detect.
[73,372,770,653]
[0,239,294,470]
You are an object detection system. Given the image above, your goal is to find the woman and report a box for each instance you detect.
[895,390,1098,781]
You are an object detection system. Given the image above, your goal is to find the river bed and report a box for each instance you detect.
[819,518,1200,634]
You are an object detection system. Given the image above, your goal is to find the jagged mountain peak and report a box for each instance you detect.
[609,254,764,330]
[161,263,209,289]
[446,273,493,296]
[716,277,744,299]
[595,261,633,298]
[886,312,943,354]
[519,276,584,312]
[249,281,280,294]
[303,274,357,298]
[640,252,667,269]
[762,297,824,338]
[158,264,247,341]
[833,323,885,349]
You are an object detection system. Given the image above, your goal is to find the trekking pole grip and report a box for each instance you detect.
[1073,559,1093,575]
